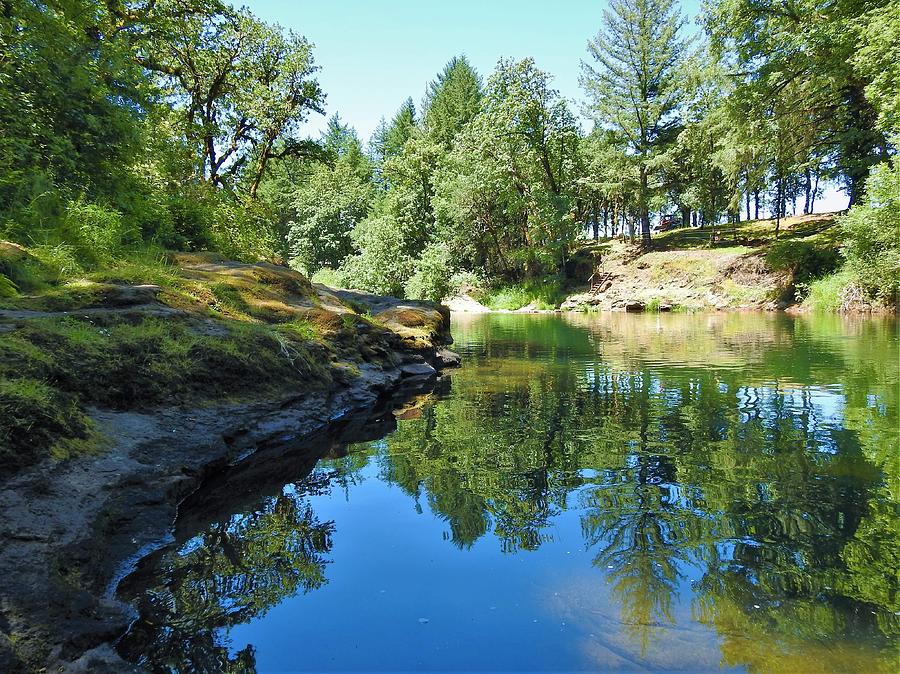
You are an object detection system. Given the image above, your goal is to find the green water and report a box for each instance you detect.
[119,312,899,673]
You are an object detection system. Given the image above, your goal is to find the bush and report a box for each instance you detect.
[310,267,344,288]
[841,157,899,305]
[484,278,567,310]
[210,198,280,262]
[448,270,487,299]
[405,243,453,301]
[803,268,857,312]
[63,199,129,264]
[340,214,414,296]
[766,239,840,286]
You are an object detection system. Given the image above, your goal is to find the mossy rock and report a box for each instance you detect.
[374,305,450,348]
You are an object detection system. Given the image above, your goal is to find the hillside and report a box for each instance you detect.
[560,213,848,312]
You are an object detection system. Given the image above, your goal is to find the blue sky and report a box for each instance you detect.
[240,0,846,212]
[242,0,702,141]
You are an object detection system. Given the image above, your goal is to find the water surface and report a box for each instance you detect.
[118,312,899,673]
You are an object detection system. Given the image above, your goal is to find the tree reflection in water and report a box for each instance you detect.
[118,313,898,673]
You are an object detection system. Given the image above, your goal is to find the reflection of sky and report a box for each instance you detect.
[188,315,897,672]
[228,460,742,673]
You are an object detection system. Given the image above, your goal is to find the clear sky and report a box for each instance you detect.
[239,0,846,212]
[241,0,702,141]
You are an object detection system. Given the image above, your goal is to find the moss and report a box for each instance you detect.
[0,243,442,476]
[0,273,16,298]
[275,319,320,342]
[0,313,337,471]
[0,378,91,475]
[0,241,56,293]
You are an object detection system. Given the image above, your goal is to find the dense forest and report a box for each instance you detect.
[0,0,897,306]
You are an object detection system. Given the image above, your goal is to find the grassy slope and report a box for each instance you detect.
[565,212,842,312]
[0,244,446,476]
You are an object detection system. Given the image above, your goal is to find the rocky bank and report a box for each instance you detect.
[0,252,459,673]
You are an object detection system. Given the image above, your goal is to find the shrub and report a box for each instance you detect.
[165,188,216,251]
[310,267,344,288]
[63,199,129,264]
[340,214,414,296]
[210,198,280,262]
[766,240,840,286]
[405,243,453,301]
[841,157,899,305]
[484,278,567,310]
[803,269,857,312]
[448,270,487,299]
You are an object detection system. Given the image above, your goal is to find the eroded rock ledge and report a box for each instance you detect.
[0,256,459,673]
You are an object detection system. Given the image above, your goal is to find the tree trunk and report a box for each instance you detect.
[774,176,783,240]
[603,207,609,238]
[681,205,690,228]
[754,190,760,219]
[803,169,812,214]
[639,164,651,247]
[746,189,751,221]
[811,173,819,213]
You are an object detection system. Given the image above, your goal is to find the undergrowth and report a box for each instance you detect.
[0,313,335,476]
[484,279,568,311]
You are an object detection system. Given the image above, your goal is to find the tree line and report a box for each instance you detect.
[0,0,896,303]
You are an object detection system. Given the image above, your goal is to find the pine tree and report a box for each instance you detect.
[423,56,482,148]
[383,98,417,158]
[581,0,690,246]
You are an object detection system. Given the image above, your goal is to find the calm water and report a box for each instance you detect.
[118,312,899,673]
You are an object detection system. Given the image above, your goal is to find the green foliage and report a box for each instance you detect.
[288,125,374,274]
[340,214,414,296]
[423,56,483,148]
[853,4,900,136]
[766,240,841,286]
[435,58,581,280]
[703,0,889,205]
[310,267,344,288]
[582,0,691,245]
[484,278,567,311]
[382,98,417,160]
[404,243,454,301]
[802,268,857,313]
[840,157,900,304]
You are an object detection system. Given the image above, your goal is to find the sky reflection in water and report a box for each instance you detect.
[118,312,899,673]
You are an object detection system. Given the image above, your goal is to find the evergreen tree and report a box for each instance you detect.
[423,55,483,148]
[383,97,417,158]
[581,0,691,246]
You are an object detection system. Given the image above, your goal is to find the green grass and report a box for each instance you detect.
[0,313,336,476]
[803,268,856,312]
[484,279,568,311]
[648,214,838,253]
